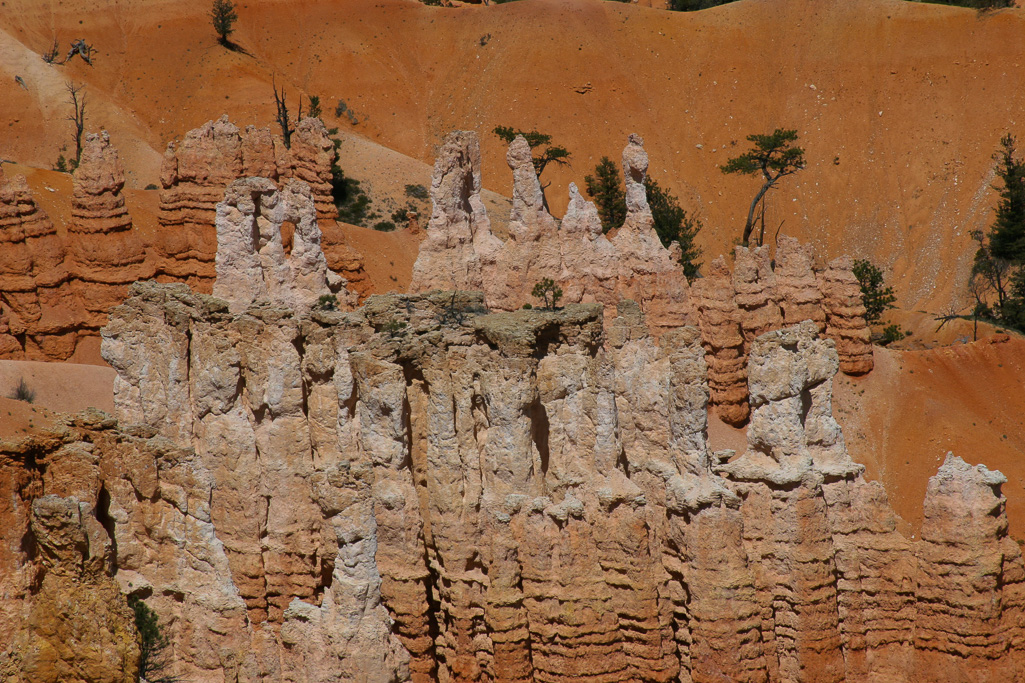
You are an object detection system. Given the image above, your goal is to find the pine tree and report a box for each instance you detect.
[584,156,626,233]
[211,0,238,46]
[990,134,1025,262]
[645,177,702,280]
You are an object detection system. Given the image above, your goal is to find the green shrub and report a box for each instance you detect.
[852,259,897,325]
[315,294,338,311]
[129,596,177,683]
[584,157,626,233]
[879,324,909,346]
[532,278,563,310]
[404,184,429,201]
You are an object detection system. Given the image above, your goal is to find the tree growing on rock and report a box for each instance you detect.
[852,259,897,325]
[584,157,702,279]
[211,0,238,46]
[584,156,626,233]
[493,126,570,197]
[532,278,563,310]
[969,133,1025,332]
[720,128,806,247]
[65,81,86,169]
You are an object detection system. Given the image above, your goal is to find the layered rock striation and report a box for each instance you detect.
[157,115,363,291]
[410,131,694,337]
[411,131,873,425]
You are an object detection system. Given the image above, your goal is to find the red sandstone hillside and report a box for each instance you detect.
[2,0,1025,315]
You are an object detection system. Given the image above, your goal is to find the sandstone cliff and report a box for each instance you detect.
[410,131,873,425]
[157,115,369,294]
[410,131,694,336]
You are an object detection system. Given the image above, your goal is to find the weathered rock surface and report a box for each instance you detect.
[157,115,365,290]
[0,414,140,683]
[0,168,73,359]
[67,132,152,340]
[820,255,874,375]
[410,132,693,336]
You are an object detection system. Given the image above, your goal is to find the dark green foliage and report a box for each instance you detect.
[9,378,34,403]
[909,0,1010,7]
[522,303,532,310]
[405,184,429,201]
[532,278,563,310]
[879,324,909,346]
[130,597,177,683]
[989,134,1025,262]
[852,259,897,325]
[273,81,294,149]
[144,183,159,191]
[391,207,410,224]
[53,153,69,173]
[583,157,702,279]
[373,220,396,232]
[720,128,806,246]
[584,157,626,233]
[210,0,238,45]
[381,319,408,337]
[645,177,703,281]
[307,95,322,120]
[493,126,571,180]
[969,135,1025,334]
[667,0,736,9]
[315,294,338,311]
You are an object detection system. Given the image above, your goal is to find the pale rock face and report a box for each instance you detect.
[410,130,501,294]
[158,115,363,291]
[88,279,1025,681]
[775,235,827,333]
[213,177,357,314]
[411,132,693,337]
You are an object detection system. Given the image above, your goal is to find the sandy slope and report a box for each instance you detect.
[3,0,1025,315]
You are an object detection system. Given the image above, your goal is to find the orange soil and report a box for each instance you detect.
[834,334,1025,540]
[3,0,1025,315]
[0,359,115,415]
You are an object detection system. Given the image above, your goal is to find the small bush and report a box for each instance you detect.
[144,183,159,191]
[373,220,396,232]
[532,278,563,310]
[315,294,338,311]
[852,259,897,325]
[522,303,532,310]
[404,184,429,201]
[878,324,909,347]
[391,207,411,224]
[9,378,34,403]
[381,319,408,337]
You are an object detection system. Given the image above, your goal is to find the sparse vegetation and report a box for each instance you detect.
[879,324,910,346]
[584,156,626,233]
[315,294,338,311]
[405,184,429,201]
[666,0,737,9]
[532,278,563,310]
[272,80,295,149]
[130,596,177,683]
[42,37,60,64]
[373,220,396,232]
[720,128,806,247]
[9,378,35,404]
[645,177,703,281]
[381,319,408,337]
[65,81,86,170]
[307,95,322,120]
[853,259,898,325]
[584,157,702,279]
[493,126,570,206]
[210,0,238,46]
[969,134,1025,334]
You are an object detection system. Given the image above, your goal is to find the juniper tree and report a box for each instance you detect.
[211,0,238,46]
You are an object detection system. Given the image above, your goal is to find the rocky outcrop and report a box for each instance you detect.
[692,256,749,426]
[775,235,828,333]
[819,255,874,374]
[0,168,72,359]
[0,259,991,680]
[157,115,364,290]
[0,413,140,683]
[67,132,152,340]
[213,177,356,314]
[410,132,693,337]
